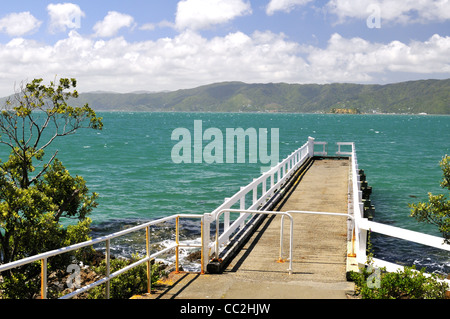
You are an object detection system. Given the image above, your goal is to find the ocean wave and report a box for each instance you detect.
[372,234,450,276]
[89,218,203,272]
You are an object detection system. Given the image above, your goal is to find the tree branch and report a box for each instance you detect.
[55,189,80,222]
[28,150,58,186]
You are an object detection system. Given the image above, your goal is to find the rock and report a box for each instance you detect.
[186,250,201,262]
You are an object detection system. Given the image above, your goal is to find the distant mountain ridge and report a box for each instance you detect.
[5,79,450,114]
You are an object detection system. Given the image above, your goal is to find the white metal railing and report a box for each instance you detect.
[201,137,323,270]
[345,142,450,285]
[0,214,204,299]
[212,208,355,276]
[213,209,295,275]
[313,141,328,156]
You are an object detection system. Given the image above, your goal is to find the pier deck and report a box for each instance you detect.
[135,158,355,299]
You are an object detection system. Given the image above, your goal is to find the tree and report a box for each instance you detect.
[410,155,450,243]
[0,78,103,298]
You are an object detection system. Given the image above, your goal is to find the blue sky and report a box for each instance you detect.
[0,0,449,95]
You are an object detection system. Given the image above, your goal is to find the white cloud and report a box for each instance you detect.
[0,12,42,37]
[305,33,450,82]
[0,30,304,95]
[0,30,448,96]
[47,3,85,33]
[139,23,156,31]
[327,0,450,24]
[266,0,314,15]
[175,0,252,30]
[93,11,135,38]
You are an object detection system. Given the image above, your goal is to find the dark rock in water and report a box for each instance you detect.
[186,250,201,262]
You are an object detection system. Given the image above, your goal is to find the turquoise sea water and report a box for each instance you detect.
[2,112,450,273]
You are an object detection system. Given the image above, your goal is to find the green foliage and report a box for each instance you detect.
[87,254,160,299]
[0,78,103,299]
[350,265,448,299]
[0,261,42,299]
[410,155,450,242]
[350,231,448,299]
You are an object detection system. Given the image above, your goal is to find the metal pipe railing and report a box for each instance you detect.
[0,213,204,299]
[212,209,355,276]
[207,138,318,264]
[280,210,355,259]
[213,209,294,275]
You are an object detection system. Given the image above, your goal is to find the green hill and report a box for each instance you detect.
[19,78,450,114]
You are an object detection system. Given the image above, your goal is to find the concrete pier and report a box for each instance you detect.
[134,158,356,299]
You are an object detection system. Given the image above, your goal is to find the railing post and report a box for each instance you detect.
[279,216,285,262]
[105,239,110,299]
[308,136,315,157]
[277,167,281,183]
[41,258,47,299]
[271,171,274,188]
[200,217,205,274]
[202,213,212,272]
[240,192,245,229]
[146,226,151,294]
[224,198,230,237]
[175,216,180,273]
[358,226,368,264]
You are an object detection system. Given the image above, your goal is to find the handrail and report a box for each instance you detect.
[360,219,450,252]
[0,213,204,299]
[213,209,294,275]
[313,141,328,156]
[280,210,354,258]
[346,142,450,285]
[205,137,323,266]
[209,140,310,221]
[212,209,354,276]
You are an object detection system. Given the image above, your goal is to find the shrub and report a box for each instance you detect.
[87,254,160,299]
[350,265,448,299]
